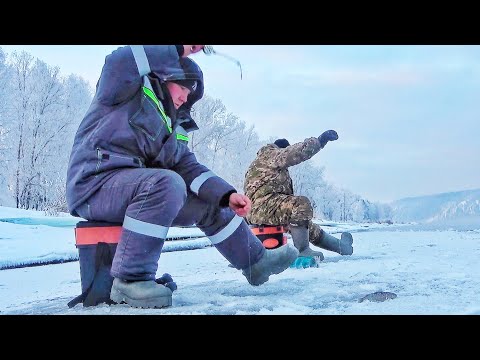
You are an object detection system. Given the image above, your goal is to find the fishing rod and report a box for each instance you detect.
[203,45,243,80]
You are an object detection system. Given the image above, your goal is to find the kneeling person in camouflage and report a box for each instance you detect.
[244,132,353,264]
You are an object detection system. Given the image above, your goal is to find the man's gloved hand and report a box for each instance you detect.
[318,130,339,148]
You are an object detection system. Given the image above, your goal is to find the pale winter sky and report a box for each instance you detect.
[1,45,479,203]
[0,206,479,315]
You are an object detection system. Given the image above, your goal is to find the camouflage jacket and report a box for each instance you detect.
[244,137,322,207]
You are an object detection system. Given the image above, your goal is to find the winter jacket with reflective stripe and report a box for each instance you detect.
[66,45,236,215]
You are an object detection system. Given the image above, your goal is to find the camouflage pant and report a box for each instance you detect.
[247,194,323,244]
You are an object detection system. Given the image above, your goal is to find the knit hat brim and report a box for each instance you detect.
[171,79,198,94]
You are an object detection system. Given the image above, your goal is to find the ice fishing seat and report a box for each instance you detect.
[67,221,178,308]
[249,224,288,250]
[67,221,122,308]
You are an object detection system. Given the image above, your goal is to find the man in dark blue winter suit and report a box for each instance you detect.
[66,45,298,309]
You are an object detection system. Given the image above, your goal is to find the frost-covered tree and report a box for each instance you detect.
[2,50,92,211]
[42,74,92,214]
[290,161,326,215]
[220,122,262,192]
[189,94,223,154]
[190,95,262,191]
[0,47,13,205]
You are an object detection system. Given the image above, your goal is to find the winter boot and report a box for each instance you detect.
[242,244,299,286]
[110,278,173,309]
[290,224,325,260]
[316,230,354,255]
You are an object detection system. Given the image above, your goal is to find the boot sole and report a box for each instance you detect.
[298,250,324,260]
[340,233,354,255]
[110,288,172,309]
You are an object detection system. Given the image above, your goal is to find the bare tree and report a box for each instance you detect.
[3,50,92,210]
[190,95,263,191]
[220,122,262,191]
[290,161,326,215]
[191,95,244,170]
[0,47,13,205]
[41,74,92,214]
[7,51,35,208]
[189,95,225,153]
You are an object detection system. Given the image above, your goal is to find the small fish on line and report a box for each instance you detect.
[358,291,397,303]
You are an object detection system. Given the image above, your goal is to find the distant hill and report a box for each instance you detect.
[390,189,480,225]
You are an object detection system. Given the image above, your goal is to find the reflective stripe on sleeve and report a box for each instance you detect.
[190,170,216,195]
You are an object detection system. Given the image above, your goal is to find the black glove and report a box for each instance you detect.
[155,273,178,292]
[318,130,339,148]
